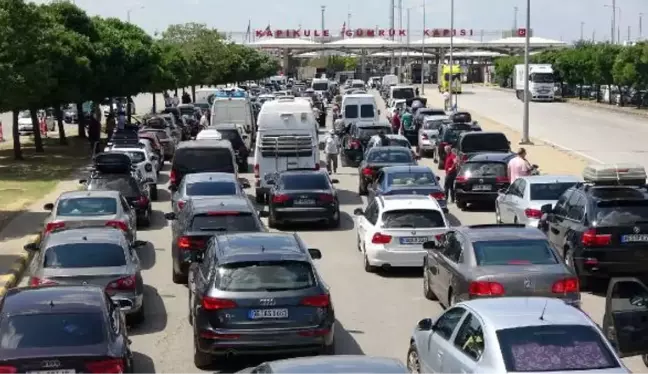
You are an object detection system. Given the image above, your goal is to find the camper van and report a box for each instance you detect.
[341,94,379,127]
[253,98,320,204]
[210,90,256,141]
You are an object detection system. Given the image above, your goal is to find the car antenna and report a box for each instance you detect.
[261,245,265,252]
[49,300,55,308]
[539,299,548,321]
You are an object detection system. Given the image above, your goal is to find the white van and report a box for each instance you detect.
[341,94,379,127]
[253,98,320,203]
[311,78,329,95]
[390,85,416,101]
[382,74,399,87]
[210,97,255,135]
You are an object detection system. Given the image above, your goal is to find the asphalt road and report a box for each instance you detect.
[18,90,648,372]
[433,84,648,167]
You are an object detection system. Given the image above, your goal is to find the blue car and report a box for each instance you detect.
[365,165,448,212]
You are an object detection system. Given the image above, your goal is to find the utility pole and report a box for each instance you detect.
[347,10,352,32]
[640,13,643,39]
[627,25,631,41]
[592,30,596,42]
[398,0,403,79]
[420,0,425,94]
[513,6,518,32]
[321,5,325,38]
[390,0,395,68]
[406,8,411,70]
[612,0,616,43]
[521,0,532,145]
[580,22,584,40]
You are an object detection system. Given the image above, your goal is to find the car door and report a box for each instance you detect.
[561,192,587,256]
[171,179,185,213]
[188,242,214,319]
[550,191,581,255]
[422,307,466,373]
[603,277,648,358]
[444,312,485,373]
[358,200,378,248]
[431,232,463,305]
[508,179,527,223]
[547,189,573,250]
[498,180,519,223]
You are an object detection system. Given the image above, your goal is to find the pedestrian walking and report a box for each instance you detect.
[508,148,533,183]
[442,90,451,111]
[444,146,458,203]
[323,130,340,174]
[415,87,420,96]
[117,110,126,131]
[172,94,180,107]
[391,108,401,134]
[401,108,413,135]
[105,113,116,142]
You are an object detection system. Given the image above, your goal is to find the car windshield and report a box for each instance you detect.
[216,261,315,291]
[388,172,436,186]
[497,325,618,372]
[387,138,411,148]
[190,213,259,232]
[460,162,507,178]
[0,313,106,349]
[392,88,415,99]
[594,200,648,226]
[381,209,445,228]
[186,181,238,196]
[87,178,139,198]
[281,174,329,190]
[423,120,450,130]
[473,240,558,265]
[174,148,235,174]
[43,243,127,268]
[367,149,413,163]
[530,182,576,200]
[119,151,145,163]
[56,197,117,216]
[357,127,391,139]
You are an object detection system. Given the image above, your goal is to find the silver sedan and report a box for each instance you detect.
[495,175,580,227]
[170,172,249,213]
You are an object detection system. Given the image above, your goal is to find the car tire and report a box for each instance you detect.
[423,267,438,300]
[406,343,421,374]
[456,200,466,210]
[268,210,277,229]
[172,266,187,284]
[363,252,377,273]
[128,302,145,325]
[495,204,502,223]
[150,185,158,201]
[328,210,341,228]
[239,160,248,173]
[193,336,213,370]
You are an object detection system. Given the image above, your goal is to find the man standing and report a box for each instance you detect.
[323,130,340,174]
[401,108,413,135]
[442,89,451,110]
[391,107,401,134]
[508,148,532,182]
[444,146,458,203]
[172,93,180,107]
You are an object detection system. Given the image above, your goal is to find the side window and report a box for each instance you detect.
[566,193,585,221]
[516,180,527,198]
[554,189,573,216]
[443,233,463,263]
[433,307,466,340]
[453,313,485,361]
[507,180,521,196]
[200,240,215,273]
[366,201,380,225]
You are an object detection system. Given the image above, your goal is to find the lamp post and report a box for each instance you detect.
[420,0,426,94]
[127,5,144,23]
[520,0,532,144]
[448,0,455,110]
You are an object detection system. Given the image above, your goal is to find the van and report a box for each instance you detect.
[169,140,237,188]
[341,94,379,127]
[311,78,330,97]
[253,98,320,203]
[210,96,256,137]
[381,74,398,87]
[390,85,416,100]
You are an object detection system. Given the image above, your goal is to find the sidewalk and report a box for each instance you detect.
[421,89,590,176]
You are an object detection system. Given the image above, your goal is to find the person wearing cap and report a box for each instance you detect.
[508,148,533,182]
[444,146,458,203]
[323,129,340,174]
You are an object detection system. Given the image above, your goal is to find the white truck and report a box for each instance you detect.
[514,64,555,102]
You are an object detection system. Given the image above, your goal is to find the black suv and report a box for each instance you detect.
[539,167,648,289]
[207,124,250,172]
[454,152,515,210]
[80,152,152,227]
[455,132,511,168]
[434,122,476,169]
[169,140,237,189]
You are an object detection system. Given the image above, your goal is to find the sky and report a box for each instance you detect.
[34,0,648,43]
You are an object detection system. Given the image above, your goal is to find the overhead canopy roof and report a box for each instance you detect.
[294,51,358,58]
[322,37,398,49]
[410,37,480,48]
[371,51,437,58]
[485,36,567,48]
[444,50,505,58]
[249,38,320,49]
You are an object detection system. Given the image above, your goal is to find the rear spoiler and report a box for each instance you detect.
[406,97,427,107]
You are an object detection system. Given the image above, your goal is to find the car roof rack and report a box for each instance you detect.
[582,163,647,187]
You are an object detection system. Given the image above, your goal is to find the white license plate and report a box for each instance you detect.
[399,236,431,245]
[248,308,289,319]
[472,184,492,191]
[294,199,315,205]
[27,371,75,374]
[622,234,648,242]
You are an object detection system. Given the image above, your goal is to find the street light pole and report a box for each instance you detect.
[580,22,584,40]
[321,5,325,39]
[126,5,144,23]
[390,0,395,68]
[398,0,403,78]
[420,0,425,94]
[640,13,644,39]
[448,0,455,110]
[521,0,532,144]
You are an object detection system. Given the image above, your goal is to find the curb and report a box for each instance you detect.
[0,233,40,295]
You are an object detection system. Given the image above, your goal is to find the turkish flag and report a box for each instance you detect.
[517,28,527,37]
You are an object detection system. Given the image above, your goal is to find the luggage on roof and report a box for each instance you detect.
[583,163,646,185]
[450,111,472,123]
[93,152,133,174]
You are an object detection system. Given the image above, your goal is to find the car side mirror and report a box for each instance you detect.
[43,203,54,211]
[239,178,251,189]
[417,318,433,331]
[168,185,177,192]
[78,179,87,184]
[423,241,438,250]
[330,179,339,184]
[258,210,270,218]
[164,212,176,220]
[540,203,553,214]
[353,208,363,216]
[23,242,39,251]
[308,248,322,259]
[134,240,148,247]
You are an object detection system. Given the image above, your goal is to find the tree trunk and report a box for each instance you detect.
[55,106,67,145]
[29,108,44,152]
[11,110,22,160]
[76,102,86,138]
[191,85,196,103]
[174,88,178,96]
[152,92,157,113]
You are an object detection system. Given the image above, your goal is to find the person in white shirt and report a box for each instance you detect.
[323,130,340,174]
[199,112,209,128]
[442,90,451,110]
[171,94,180,107]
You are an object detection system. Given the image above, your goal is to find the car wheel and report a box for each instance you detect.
[150,185,158,201]
[406,343,421,374]
[193,335,213,370]
[321,338,336,355]
[128,302,145,326]
[423,268,438,300]
[456,200,466,210]
[363,249,377,273]
[188,290,194,325]
[172,266,187,284]
[268,210,277,229]
[328,210,340,228]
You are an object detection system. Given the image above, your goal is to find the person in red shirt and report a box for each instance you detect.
[443,146,458,203]
[391,108,401,134]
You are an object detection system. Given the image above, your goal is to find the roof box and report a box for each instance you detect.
[450,111,472,123]
[93,152,133,174]
[583,163,647,185]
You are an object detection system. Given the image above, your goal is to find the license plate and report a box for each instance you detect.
[622,234,648,242]
[399,236,431,245]
[27,371,75,374]
[472,184,492,191]
[294,199,315,205]
[248,308,289,319]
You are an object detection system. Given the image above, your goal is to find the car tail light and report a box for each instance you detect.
[170,169,176,185]
[362,167,373,177]
[254,164,260,178]
[582,229,611,246]
[319,194,334,202]
[350,139,361,149]
[469,281,505,296]
[272,194,290,203]
[105,220,128,231]
[106,275,136,291]
[137,196,149,207]
[29,277,57,287]
[371,232,392,244]
[552,277,579,293]
[177,236,206,250]
[300,294,330,307]
[207,211,240,216]
[0,366,16,373]
[202,297,237,310]
[422,133,428,140]
[45,221,65,233]
[455,176,467,182]
[430,192,445,200]
[177,200,186,209]
[524,209,543,219]
[496,176,509,183]
[85,358,125,374]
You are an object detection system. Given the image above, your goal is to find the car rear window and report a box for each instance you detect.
[174,148,235,174]
[186,181,237,196]
[190,213,259,232]
[392,88,414,99]
[312,82,328,91]
[594,200,648,226]
[461,133,509,152]
[473,240,558,265]
[530,182,576,200]
[382,209,445,228]
[57,197,117,216]
[367,149,413,163]
[360,105,375,118]
[497,325,618,372]
[0,312,106,349]
[44,243,127,268]
[87,178,139,197]
[281,174,329,190]
[119,151,145,163]
[216,129,244,149]
[357,127,391,139]
[460,162,507,178]
[215,261,315,291]
[388,172,436,186]
[423,120,449,130]
[178,107,194,116]
[388,138,411,148]
[344,105,358,119]
[441,128,468,142]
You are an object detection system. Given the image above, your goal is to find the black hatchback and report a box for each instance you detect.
[454,152,515,210]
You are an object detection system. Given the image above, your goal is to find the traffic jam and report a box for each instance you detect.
[2,75,648,373]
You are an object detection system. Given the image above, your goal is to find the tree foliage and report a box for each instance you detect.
[0,1,278,159]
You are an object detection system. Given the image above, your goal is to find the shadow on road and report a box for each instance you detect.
[135,242,156,270]
[145,210,168,231]
[447,212,462,226]
[156,188,172,203]
[133,351,156,373]
[0,211,48,241]
[338,189,363,205]
[129,285,168,336]
[275,211,355,233]
[377,267,423,279]
[334,320,365,355]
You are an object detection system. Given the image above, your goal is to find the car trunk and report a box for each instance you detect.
[53,215,121,230]
[471,264,573,298]
[274,189,332,208]
[40,267,131,290]
[457,162,509,193]
[5,351,116,374]
[382,227,448,250]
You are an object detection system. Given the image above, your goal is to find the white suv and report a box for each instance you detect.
[353,195,450,272]
[109,147,159,200]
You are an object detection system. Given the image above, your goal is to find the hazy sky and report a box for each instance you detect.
[35,0,648,42]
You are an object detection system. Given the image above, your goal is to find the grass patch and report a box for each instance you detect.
[0,134,90,230]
